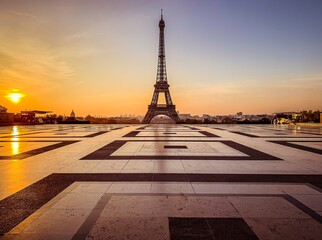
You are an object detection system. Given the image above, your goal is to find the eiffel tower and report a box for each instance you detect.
[142,10,180,124]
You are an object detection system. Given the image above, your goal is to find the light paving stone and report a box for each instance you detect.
[168,196,239,218]
[245,218,322,240]
[151,182,195,194]
[88,160,129,173]
[228,196,311,219]
[101,196,168,217]
[233,184,283,194]
[182,160,219,173]
[121,160,155,173]
[70,182,112,194]
[51,192,103,210]
[86,217,170,240]
[153,160,186,173]
[192,183,240,194]
[23,209,91,235]
[276,184,322,195]
[107,182,151,193]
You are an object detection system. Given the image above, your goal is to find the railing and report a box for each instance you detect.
[157,104,167,107]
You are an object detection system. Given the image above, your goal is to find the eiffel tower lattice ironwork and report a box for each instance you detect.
[142,11,180,124]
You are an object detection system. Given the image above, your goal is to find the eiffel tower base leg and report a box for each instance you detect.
[142,106,179,124]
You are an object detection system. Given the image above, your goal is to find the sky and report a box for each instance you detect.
[0,0,322,116]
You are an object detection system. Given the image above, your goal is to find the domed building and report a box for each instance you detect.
[70,110,76,120]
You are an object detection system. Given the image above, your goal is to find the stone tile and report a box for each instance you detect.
[89,160,128,173]
[23,209,90,234]
[52,192,103,210]
[151,182,195,194]
[86,217,169,240]
[228,196,310,219]
[154,160,186,173]
[234,184,282,194]
[276,184,322,195]
[70,182,111,194]
[107,182,151,193]
[101,196,168,217]
[182,160,218,173]
[291,194,322,211]
[245,218,322,240]
[192,183,239,194]
[121,160,155,173]
[168,196,239,218]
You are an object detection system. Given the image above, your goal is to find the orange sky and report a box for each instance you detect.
[1,0,321,116]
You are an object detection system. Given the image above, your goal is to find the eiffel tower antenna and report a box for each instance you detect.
[142,11,180,124]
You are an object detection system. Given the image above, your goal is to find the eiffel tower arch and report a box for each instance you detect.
[142,11,180,124]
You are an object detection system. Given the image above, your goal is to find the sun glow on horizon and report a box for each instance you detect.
[6,92,25,103]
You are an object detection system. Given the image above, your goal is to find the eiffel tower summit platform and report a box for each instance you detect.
[142,10,180,124]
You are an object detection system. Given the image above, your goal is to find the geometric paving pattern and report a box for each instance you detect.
[0,124,321,239]
[81,140,282,160]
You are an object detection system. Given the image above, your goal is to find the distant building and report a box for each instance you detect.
[14,110,52,124]
[58,110,90,124]
[0,106,14,125]
[70,110,76,119]
[0,105,7,113]
[179,114,191,120]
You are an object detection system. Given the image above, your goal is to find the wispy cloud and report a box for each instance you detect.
[0,42,75,90]
[278,77,322,89]
[7,10,36,19]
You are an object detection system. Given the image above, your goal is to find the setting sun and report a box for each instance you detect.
[6,93,24,103]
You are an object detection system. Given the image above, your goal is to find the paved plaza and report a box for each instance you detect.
[0,124,321,239]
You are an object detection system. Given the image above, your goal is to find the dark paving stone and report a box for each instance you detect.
[231,131,259,137]
[123,131,140,137]
[206,218,259,240]
[84,131,109,137]
[136,126,148,130]
[269,140,322,155]
[152,173,190,182]
[169,217,214,240]
[185,126,200,130]
[81,140,127,159]
[0,141,79,160]
[199,131,219,137]
[164,145,187,149]
[212,127,226,130]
